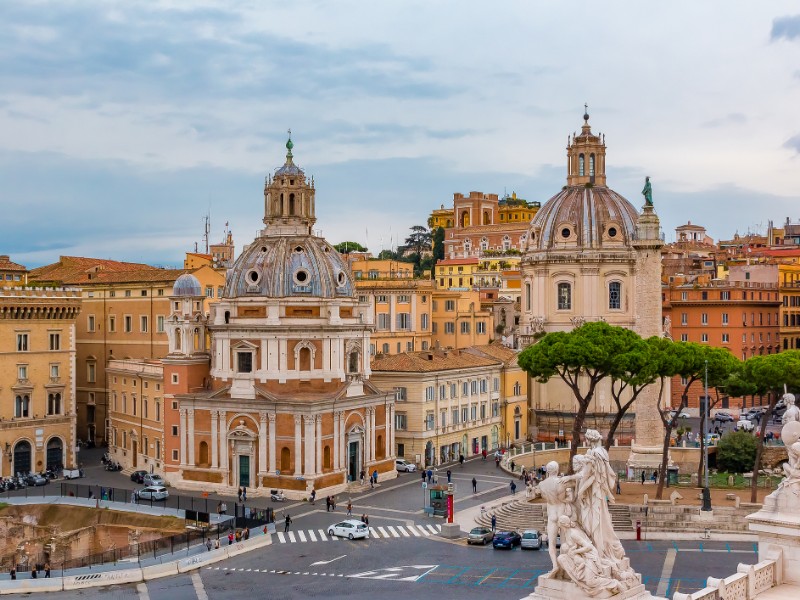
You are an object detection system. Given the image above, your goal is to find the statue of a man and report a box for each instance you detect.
[782,393,799,426]
[641,176,653,207]
[534,461,576,577]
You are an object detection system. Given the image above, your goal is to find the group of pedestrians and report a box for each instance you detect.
[9,563,51,580]
[359,469,380,488]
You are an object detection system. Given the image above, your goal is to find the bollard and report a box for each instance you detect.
[636,520,641,541]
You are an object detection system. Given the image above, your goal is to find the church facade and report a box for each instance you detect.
[164,137,397,498]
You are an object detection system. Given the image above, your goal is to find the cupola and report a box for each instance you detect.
[566,105,607,187]
[262,130,316,236]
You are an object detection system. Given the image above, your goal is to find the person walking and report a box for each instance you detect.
[206,538,213,551]
[326,496,332,512]
[217,501,222,514]
[237,487,243,502]
[242,486,247,502]
[360,469,366,485]
[310,488,316,505]
[284,514,292,532]
[373,469,378,486]
[616,477,622,495]
[482,449,487,461]
[9,567,15,581]
[495,455,500,468]
[472,477,477,493]
[420,470,426,483]
[641,470,646,485]
[510,480,517,495]
[44,562,50,578]
[459,454,465,467]
[228,531,234,545]
[446,469,452,483]
[491,513,497,532]
[426,469,433,484]
[370,473,374,489]
[510,460,516,473]
[214,539,220,550]
[347,501,353,516]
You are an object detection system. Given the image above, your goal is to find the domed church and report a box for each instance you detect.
[164,136,397,498]
[519,110,665,474]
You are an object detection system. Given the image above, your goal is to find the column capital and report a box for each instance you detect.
[315,414,322,424]
[268,412,277,423]
[179,408,187,417]
[209,409,218,418]
[294,414,302,426]
[259,410,268,423]
[187,408,195,418]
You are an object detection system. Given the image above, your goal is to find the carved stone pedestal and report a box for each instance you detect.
[626,444,669,479]
[525,577,665,600]
[747,488,800,586]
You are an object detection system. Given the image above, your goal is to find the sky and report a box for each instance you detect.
[3,1,800,268]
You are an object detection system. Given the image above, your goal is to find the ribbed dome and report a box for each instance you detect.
[527,185,639,251]
[223,235,354,299]
[173,273,202,297]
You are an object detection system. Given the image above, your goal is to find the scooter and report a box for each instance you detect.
[270,489,286,502]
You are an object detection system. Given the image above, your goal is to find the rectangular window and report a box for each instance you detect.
[140,316,148,333]
[477,321,486,334]
[461,407,469,423]
[425,413,434,431]
[125,290,131,297]
[440,410,446,427]
[124,315,132,333]
[701,313,708,325]
[398,295,409,303]
[108,315,116,332]
[50,364,59,379]
[395,387,407,401]
[421,314,429,330]
[557,282,571,310]
[87,362,96,383]
[87,315,96,332]
[480,403,486,419]
[16,333,29,352]
[470,405,477,421]
[461,321,470,334]
[680,333,688,342]
[681,313,688,326]
[470,380,478,394]
[722,333,729,343]
[722,313,728,325]
[206,287,214,298]
[397,313,411,330]
[681,291,688,300]
[132,395,137,416]
[445,300,455,311]
[172,425,179,436]
[452,408,459,425]
[445,322,455,334]
[157,315,165,333]
[721,291,730,301]
[237,352,253,373]
[462,382,469,396]
[377,313,390,330]
[439,385,446,400]
[155,402,161,421]
[17,364,28,380]
[492,402,499,417]
[377,295,388,303]
[480,379,488,393]
[494,377,500,392]
[49,333,60,351]
[172,449,179,461]
[171,373,179,384]
[701,291,708,300]
[701,333,708,343]
[450,383,457,398]
[395,413,407,430]
[425,386,435,401]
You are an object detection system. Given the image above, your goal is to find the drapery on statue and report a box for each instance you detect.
[641,176,653,207]
[777,393,800,499]
[533,429,640,596]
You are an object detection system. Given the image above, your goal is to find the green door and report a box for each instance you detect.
[239,455,250,488]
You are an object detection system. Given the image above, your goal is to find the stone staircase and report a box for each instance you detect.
[475,499,546,532]
[609,504,634,531]
[628,505,753,533]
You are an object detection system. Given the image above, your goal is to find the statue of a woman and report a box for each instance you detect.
[641,176,653,206]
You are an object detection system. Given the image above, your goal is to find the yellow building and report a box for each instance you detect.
[779,263,800,351]
[498,192,539,223]
[370,348,504,465]
[428,205,454,230]
[464,343,528,445]
[435,258,480,290]
[0,286,81,476]
[473,256,521,289]
[29,257,224,444]
[0,255,28,285]
[431,289,493,349]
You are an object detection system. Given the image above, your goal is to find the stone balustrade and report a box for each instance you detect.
[672,553,781,600]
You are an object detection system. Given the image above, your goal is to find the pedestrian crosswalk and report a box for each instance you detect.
[275,524,441,543]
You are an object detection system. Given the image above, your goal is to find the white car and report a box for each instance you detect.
[395,458,417,472]
[737,419,755,432]
[137,485,169,501]
[327,519,369,540]
[143,473,165,486]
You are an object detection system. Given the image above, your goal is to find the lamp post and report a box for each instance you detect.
[701,359,712,511]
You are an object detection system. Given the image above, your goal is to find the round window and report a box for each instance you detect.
[260,246,267,253]
[294,269,309,284]
[337,272,346,286]
[294,246,304,253]
[247,270,260,283]
[608,227,617,238]
[561,227,571,239]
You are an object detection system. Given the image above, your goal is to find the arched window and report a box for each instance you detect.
[174,328,182,352]
[199,441,209,466]
[323,445,332,469]
[15,394,30,418]
[557,283,572,310]
[480,238,488,251]
[609,281,621,310]
[348,352,359,373]
[289,193,296,215]
[589,154,595,176]
[280,447,291,471]
[299,347,311,371]
[502,235,511,250]
[525,282,531,312]
[460,211,470,228]
[579,154,585,176]
[193,327,200,351]
[48,393,61,415]
[483,211,490,225]
[376,435,385,459]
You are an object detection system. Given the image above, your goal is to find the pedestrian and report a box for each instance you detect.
[495,456,500,468]
[238,487,243,502]
[244,527,250,540]
[347,501,353,516]
[332,496,337,511]
[510,481,517,495]
[361,513,367,523]
[310,488,316,504]
[459,454,465,466]
[364,514,369,526]
[132,490,138,504]
[491,513,497,532]
[370,474,374,489]
[284,514,292,532]
[510,460,516,472]
[420,470,426,483]
[10,567,15,581]
[373,469,378,485]
[616,477,621,496]
[652,470,658,484]
[326,496,331,512]
[482,449,487,461]
[446,469,452,483]
[31,567,37,579]
[206,538,213,552]
[427,468,433,483]
[242,487,247,502]
[472,477,477,493]
[641,471,645,485]
[360,469,366,485]
[217,501,222,514]
[214,539,220,550]
[44,563,50,578]
[221,501,228,515]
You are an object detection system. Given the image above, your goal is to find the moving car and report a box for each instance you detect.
[130,470,148,484]
[395,458,417,472]
[713,411,735,422]
[327,519,369,540]
[492,530,521,549]
[736,419,755,432]
[137,485,169,501]
[521,529,543,550]
[467,527,494,545]
[143,473,165,486]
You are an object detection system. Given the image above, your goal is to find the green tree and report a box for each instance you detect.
[431,226,445,262]
[333,241,367,254]
[517,321,639,469]
[739,351,800,501]
[716,430,757,474]
[404,225,432,276]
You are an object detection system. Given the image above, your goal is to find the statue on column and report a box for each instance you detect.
[776,393,800,500]
[641,176,653,207]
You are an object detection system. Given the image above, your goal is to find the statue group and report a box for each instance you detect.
[535,430,640,597]
[776,393,800,500]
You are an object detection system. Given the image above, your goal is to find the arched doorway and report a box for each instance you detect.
[46,438,64,471]
[228,419,257,489]
[13,440,32,475]
[347,426,364,482]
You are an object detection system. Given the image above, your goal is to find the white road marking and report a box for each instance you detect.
[136,583,150,600]
[397,526,410,537]
[310,554,347,566]
[277,532,286,543]
[308,530,317,542]
[378,526,390,537]
[318,529,328,540]
[387,526,400,538]
[298,530,307,542]
[407,525,421,537]
[656,548,677,597]
[288,531,296,543]
[426,525,438,534]
[191,573,209,600]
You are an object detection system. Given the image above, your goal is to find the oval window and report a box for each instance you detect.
[260,246,267,253]
[337,272,346,286]
[295,269,309,284]
[608,227,617,238]
[247,270,259,283]
[294,246,304,253]
[561,227,571,239]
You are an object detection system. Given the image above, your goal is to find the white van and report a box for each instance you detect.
[736,420,754,432]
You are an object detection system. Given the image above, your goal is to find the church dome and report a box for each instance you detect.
[223,235,354,299]
[527,185,639,251]
[172,273,202,297]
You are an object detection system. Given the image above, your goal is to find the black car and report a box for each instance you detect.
[130,470,148,484]
[492,530,521,549]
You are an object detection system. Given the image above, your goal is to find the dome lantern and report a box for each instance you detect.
[566,105,607,187]
[262,131,317,236]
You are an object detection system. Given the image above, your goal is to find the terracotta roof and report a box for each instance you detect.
[29,256,169,285]
[0,255,28,272]
[447,223,529,235]
[371,349,501,373]
[463,342,519,366]
[436,258,479,266]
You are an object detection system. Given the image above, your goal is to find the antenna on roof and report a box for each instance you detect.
[203,213,210,254]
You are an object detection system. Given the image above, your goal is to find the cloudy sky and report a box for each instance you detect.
[3,1,800,268]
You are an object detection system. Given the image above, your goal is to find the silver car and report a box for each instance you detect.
[521,529,543,550]
[137,485,169,501]
[467,526,494,545]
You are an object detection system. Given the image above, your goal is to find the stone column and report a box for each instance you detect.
[389,295,396,332]
[386,404,392,458]
[340,412,347,471]
[333,411,340,470]
[268,413,277,473]
[258,411,267,478]
[211,410,219,468]
[219,411,228,476]
[304,415,315,475]
[187,409,195,465]
[179,409,187,465]
[315,415,322,473]
[294,415,302,476]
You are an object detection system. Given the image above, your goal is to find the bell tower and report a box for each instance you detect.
[262,131,317,236]
[566,105,607,187]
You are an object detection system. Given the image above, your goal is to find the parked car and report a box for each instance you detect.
[713,411,735,422]
[467,527,494,545]
[327,519,369,540]
[143,473,164,486]
[137,486,169,501]
[130,470,148,484]
[521,529,543,550]
[395,459,417,472]
[25,473,48,486]
[736,420,755,432]
[544,533,562,548]
[492,530,521,549]
[745,408,766,421]
[669,409,691,420]
[62,468,83,480]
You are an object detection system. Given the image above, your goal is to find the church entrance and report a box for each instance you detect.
[132,441,138,468]
[238,455,250,488]
[348,441,360,482]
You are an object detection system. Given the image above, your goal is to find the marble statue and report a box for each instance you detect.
[535,461,577,576]
[782,392,800,427]
[556,515,624,597]
[775,394,800,499]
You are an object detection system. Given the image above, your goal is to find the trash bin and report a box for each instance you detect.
[636,520,641,541]
[667,466,679,485]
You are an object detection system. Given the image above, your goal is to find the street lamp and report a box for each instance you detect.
[701,359,712,511]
